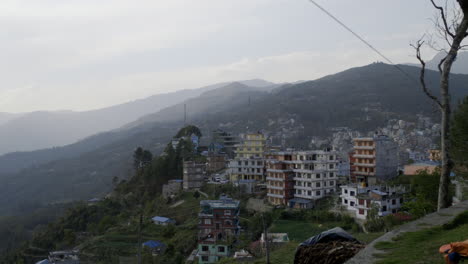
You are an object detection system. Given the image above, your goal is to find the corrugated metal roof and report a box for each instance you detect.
[152,216,173,222]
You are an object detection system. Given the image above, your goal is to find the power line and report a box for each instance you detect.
[306,0,420,85]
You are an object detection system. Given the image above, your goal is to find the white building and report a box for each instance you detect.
[291,150,339,200]
[340,184,408,220]
[228,157,265,182]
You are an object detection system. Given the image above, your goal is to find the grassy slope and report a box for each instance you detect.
[375,223,468,264]
[78,191,201,262]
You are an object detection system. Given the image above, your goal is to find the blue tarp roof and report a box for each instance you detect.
[152,216,173,222]
[142,240,165,249]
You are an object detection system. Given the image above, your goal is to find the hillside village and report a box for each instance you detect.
[7,117,465,264]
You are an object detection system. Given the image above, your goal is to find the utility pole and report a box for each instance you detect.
[262,213,270,264]
[137,212,143,264]
[184,104,187,126]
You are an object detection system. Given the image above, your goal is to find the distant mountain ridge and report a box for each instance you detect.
[0,63,467,216]
[406,51,468,74]
[0,79,277,155]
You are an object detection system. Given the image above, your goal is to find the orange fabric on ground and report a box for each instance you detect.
[449,241,468,257]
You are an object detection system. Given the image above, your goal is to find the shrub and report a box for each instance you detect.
[443,211,468,230]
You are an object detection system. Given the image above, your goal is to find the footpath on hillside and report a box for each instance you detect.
[346,200,468,264]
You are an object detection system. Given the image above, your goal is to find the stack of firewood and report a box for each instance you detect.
[294,240,365,264]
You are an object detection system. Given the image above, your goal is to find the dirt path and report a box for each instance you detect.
[198,190,209,198]
[346,200,468,264]
[169,200,185,208]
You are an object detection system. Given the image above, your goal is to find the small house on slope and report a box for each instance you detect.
[151,216,176,225]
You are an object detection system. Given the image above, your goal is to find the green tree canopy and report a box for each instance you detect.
[451,96,468,178]
[175,125,202,138]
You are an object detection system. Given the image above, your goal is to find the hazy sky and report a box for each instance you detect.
[0,0,449,113]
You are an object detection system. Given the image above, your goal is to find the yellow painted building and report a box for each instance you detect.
[235,133,266,159]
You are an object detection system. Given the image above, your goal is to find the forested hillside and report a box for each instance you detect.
[0,63,467,217]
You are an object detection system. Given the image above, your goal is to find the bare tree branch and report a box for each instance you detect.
[431,0,457,38]
[438,56,447,73]
[411,40,443,109]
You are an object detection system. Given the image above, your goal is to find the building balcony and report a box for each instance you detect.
[295,194,321,200]
[354,146,375,150]
[353,154,375,159]
[352,171,376,176]
[355,204,371,210]
[293,177,323,182]
[266,177,285,182]
[266,185,284,190]
[266,169,293,173]
[293,168,338,173]
[267,193,284,198]
[354,163,376,168]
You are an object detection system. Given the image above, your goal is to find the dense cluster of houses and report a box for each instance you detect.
[152,129,441,263]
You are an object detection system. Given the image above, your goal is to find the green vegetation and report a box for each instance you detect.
[175,125,202,138]
[374,211,468,264]
[392,170,446,218]
[452,96,468,179]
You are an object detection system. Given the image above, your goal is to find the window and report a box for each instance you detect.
[329,164,334,169]
[316,174,321,179]
[324,181,327,187]
[400,198,404,204]
[344,189,348,194]
[330,181,334,186]
[330,172,334,177]
[204,219,211,225]
[218,246,225,253]
[350,201,355,206]
[202,246,209,251]
[202,256,209,261]
[316,182,321,188]
[382,206,387,212]
[350,191,355,196]
[359,209,364,215]
[308,191,312,196]
[316,190,321,196]
[329,155,334,160]
[344,199,348,204]
[225,220,232,226]
[392,199,396,205]
[238,161,241,165]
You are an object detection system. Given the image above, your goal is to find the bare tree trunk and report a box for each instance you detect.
[438,16,468,210]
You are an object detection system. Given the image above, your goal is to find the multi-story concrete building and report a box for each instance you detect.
[292,150,339,201]
[235,132,266,159]
[265,149,339,207]
[206,153,227,173]
[183,161,206,190]
[211,129,239,158]
[340,184,408,220]
[228,157,265,182]
[265,152,295,206]
[351,135,398,185]
[197,196,240,264]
